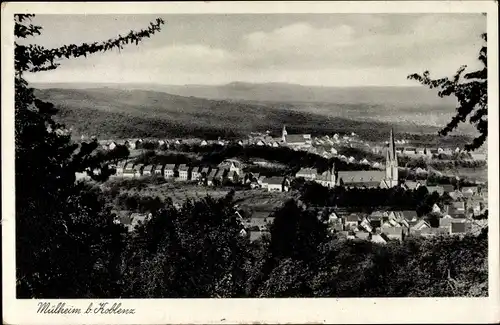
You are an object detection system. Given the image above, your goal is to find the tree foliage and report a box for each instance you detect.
[15,14,165,298]
[408,33,487,151]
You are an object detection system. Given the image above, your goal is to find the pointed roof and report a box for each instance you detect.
[387,128,397,163]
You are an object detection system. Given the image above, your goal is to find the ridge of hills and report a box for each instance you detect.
[32,86,472,147]
[33,81,458,106]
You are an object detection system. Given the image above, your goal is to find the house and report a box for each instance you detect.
[126,140,136,150]
[200,140,208,146]
[125,212,152,232]
[416,148,426,155]
[432,203,442,213]
[372,162,381,169]
[411,219,430,231]
[428,148,438,156]
[314,168,336,188]
[214,168,226,182]
[467,198,485,216]
[449,201,466,212]
[442,184,455,193]
[218,159,243,175]
[415,167,427,175]
[381,221,393,229]
[439,214,454,228]
[108,141,118,151]
[336,171,386,188]
[360,158,370,165]
[461,186,478,195]
[154,164,165,176]
[256,139,266,146]
[403,180,425,190]
[295,168,318,180]
[360,218,373,233]
[133,164,144,177]
[330,147,338,155]
[142,165,154,176]
[371,234,387,244]
[164,164,176,179]
[420,227,448,237]
[369,211,385,228]
[228,170,240,184]
[176,164,189,180]
[403,147,417,156]
[114,160,127,176]
[448,190,464,201]
[450,222,471,236]
[426,186,445,195]
[382,227,405,241]
[283,134,312,146]
[447,209,467,222]
[122,162,136,178]
[399,210,418,222]
[191,166,202,181]
[480,187,488,199]
[266,177,287,192]
[470,152,487,161]
[237,140,244,146]
[355,232,370,240]
[206,169,218,186]
[257,175,267,186]
[348,156,356,163]
[344,214,360,229]
[134,139,143,149]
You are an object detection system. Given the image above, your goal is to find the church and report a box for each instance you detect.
[281,125,312,147]
[335,128,399,188]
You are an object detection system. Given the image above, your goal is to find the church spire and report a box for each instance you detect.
[389,128,396,161]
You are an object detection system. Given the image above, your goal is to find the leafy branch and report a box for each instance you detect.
[408,33,487,151]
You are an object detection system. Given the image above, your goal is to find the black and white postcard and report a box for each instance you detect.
[2,1,499,324]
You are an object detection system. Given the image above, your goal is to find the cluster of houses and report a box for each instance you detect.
[113,159,293,192]
[323,202,483,244]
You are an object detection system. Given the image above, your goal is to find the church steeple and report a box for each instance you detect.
[388,128,396,162]
[385,128,398,187]
[282,125,287,142]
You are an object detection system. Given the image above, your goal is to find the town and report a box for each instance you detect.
[82,125,488,244]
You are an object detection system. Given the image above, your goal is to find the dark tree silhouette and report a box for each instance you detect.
[15,14,164,298]
[408,33,487,151]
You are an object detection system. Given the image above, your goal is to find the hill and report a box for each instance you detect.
[32,87,471,146]
[33,81,457,106]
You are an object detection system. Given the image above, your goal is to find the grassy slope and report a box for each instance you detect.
[34,87,470,144]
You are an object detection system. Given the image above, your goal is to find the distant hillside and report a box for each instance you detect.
[34,87,456,141]
[34,81,458,106]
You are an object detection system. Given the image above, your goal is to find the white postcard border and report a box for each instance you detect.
[2,1,499,324]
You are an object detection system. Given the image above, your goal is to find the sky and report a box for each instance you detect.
[24,13,486,87]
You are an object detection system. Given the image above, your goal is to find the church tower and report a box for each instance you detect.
[282,125,287,142]
[385,128,399,187]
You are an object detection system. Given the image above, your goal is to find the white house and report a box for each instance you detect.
[177,164,189,181]
[266,177,288,192]
[295,168,317,180]
[108,141,117,151]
